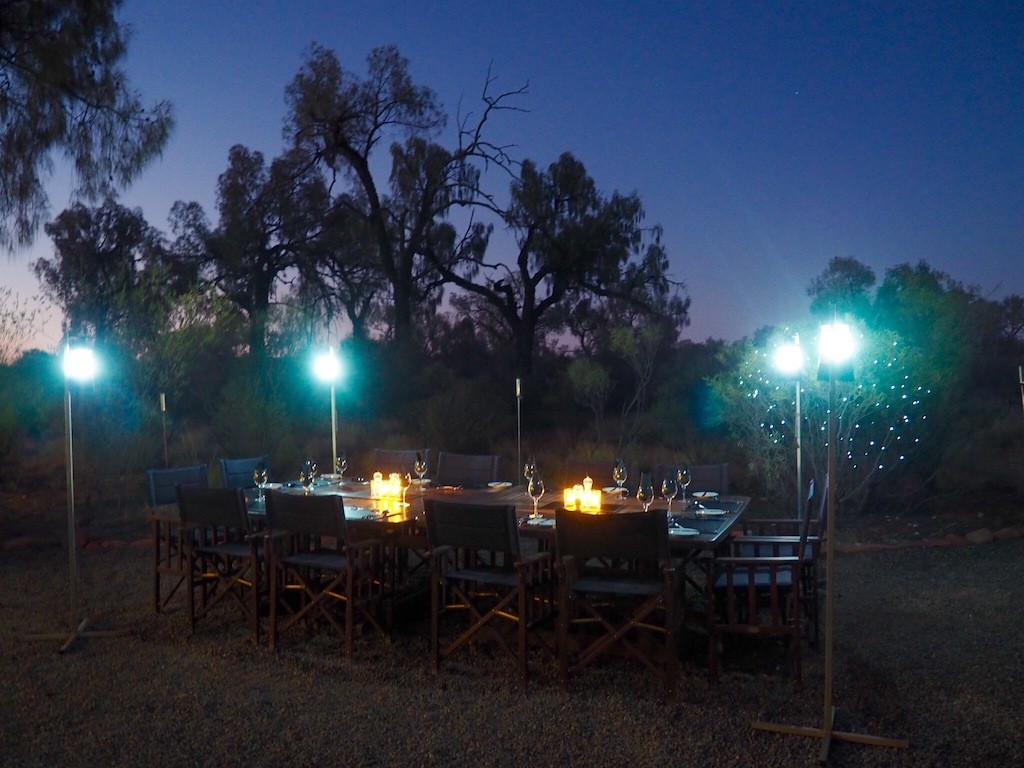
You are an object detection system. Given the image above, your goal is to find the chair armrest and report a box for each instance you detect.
[516,550,553,583]
[555,554,579,587]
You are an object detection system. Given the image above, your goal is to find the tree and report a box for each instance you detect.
[34,198,167,345]
[436,153,689,374]
[1,0,172,248]
[284,44,521,348]
[172,145,328,362]
[806,256,876,320]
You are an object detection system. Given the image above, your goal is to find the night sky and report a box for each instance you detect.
[5,0,1022,351]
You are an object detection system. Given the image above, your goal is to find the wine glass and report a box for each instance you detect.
[299,466,314,494]
[662,475,678,517]
[612,458,628,495]
[308,460,318,486]
[414,453,428,483]
[253,466,268,502]
[637,473,655,512]
[335,453,348,481]
[400,472,412,505]
[677,465,692,509]
[523,456,537,486]
[527,476,545,520]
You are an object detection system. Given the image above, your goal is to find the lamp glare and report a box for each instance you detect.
[63,347,97,382]
[819,323,855,365]
[773,342,804,375]
[314,351,343,383]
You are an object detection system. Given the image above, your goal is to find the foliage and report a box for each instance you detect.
[436,153,688,374]
[0,288,46,365]
[35,198,170,345]
[710,326,934,511]
[0,0,172,248]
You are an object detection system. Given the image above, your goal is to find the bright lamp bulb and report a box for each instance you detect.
[773,342,804,375]
[819,323,855,365]
[313,351,343,383]
[63,347,97,382]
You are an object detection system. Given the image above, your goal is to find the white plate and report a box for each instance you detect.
[692,491,719,499]
[602,486,627,494]
[527,518,556,527]
[488,481,512,489]
[321,473,342,481]
[669,527,700,536]
[263,482,283,490]
[412,478,431,485]
[698,508,727,516]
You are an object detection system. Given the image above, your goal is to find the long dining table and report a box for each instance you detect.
[246,479,749,595]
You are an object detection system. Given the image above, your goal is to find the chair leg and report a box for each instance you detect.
[557,587,570,691]
[430,571,441,674]
[517,582,528,688]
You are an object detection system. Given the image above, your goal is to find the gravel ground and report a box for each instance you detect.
[1,537,1021,768]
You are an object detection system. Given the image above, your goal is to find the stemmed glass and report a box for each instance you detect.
[612,458,628,496]
[523,456,537,486]
[414,453,428,483]
[662,475,678,517]
[527,475,545,520]
[299,465,314,494]
[677,465,692,509]
[637,473,655,512]
[400,472,412,505]
[335,453,348,481]
[253,466,268,502]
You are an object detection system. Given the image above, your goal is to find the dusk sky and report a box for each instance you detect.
[4,1,1022,352]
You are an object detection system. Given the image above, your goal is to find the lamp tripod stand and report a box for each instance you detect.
[752,346,908,762]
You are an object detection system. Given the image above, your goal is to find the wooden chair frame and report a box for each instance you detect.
[177,485,261,643]
[424,499,554,687]
[434,452,501,488]
[709,480,818,687]
[265,491,389,656]
[555,507,678,697]
[146,465,208,613]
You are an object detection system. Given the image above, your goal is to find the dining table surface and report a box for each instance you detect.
[245,478,750,553]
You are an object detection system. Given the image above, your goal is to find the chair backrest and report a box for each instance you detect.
[816,474,830,528]
[555,507,669,564]
[219,455,269,489]
[373,448,430,477]
[687,463,730,494]
[423,499,521,555]
[264,490,346,541]
[146,464,208,507]
[795,478,816,560]
[434,452,501,488]
[176,485,249,532]
[563,457,636,491]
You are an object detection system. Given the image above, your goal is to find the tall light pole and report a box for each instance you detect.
[753,320,908,760]
[21,339,124,651]
[515,377,522,486]
[313,348,344,468]
[773,335,805,518]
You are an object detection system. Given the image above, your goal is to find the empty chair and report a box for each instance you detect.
[219,455,270,489]
[424,498,554,686]
[555,507,678,697]
[146,464,208,613]
[177,485,261,643]
[434,451,501,488]
[265,491,389,656]
[688,463,730,495]
[373,448,430,477]
[707,481,816,688]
